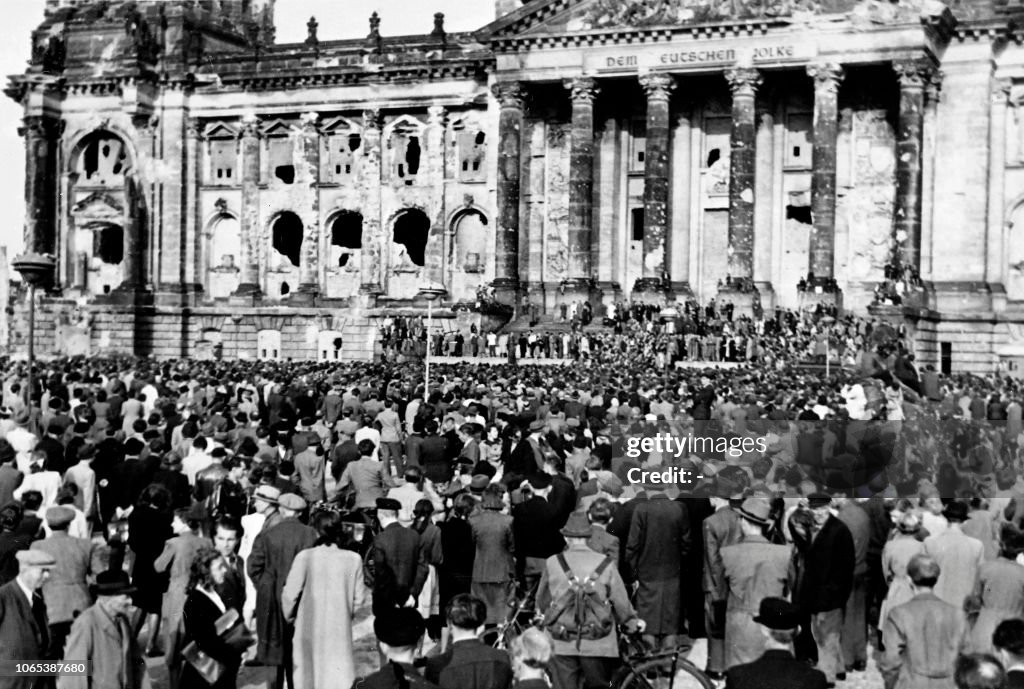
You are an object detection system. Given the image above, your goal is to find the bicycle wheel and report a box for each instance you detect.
[612,656,716,689]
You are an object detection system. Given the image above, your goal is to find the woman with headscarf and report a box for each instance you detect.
[282,510,368,689]
[878,511,926,632]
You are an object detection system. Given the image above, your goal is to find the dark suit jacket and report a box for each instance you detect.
[726,650,828,689]
[36,437,65,476]
[546,474,576,529]
[468,511,515,583]
[423,638,513,689]
[0,532,34,586]
[0,579,48,689]
[512,497,565,562]
[506,439,540,483]
[1007,669,1024,689]
[797,515,855,614]
[216,553,246,614]
[371,522,428,615]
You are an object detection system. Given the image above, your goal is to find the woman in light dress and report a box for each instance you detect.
[879,510,926,631]
[282,510,369,689]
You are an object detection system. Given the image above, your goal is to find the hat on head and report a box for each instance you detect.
[595,471,624,498]
[374,608,426,647]
[644,413,657,422]
[737,496,772,526]
[753,598,801,630]
[526,474,552,491]
[807,492,832,509]
[943,500,969,523]
[560,512,593,538]
[528,419,546,432]
[253,485,281,505]
[16,550,56,569]
[291,434,309,454]
[481,492,504,510]
[92,570,136,596]
[45,506,75,530]
[77,443,96,460]
[278,493,307,512]
[376,497,402,512]
[469,475,490,493]
[566,418,580,429]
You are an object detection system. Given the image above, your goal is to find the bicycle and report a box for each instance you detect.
[610,630,716,689]
[491,581,540,650]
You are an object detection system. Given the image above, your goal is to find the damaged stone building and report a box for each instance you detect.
[8,0,1024,371]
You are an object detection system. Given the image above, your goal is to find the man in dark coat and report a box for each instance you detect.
[505,421,546,488]
[607,490,646,587]
[371,498,428,616]
[626,489,691,652]
[424,594,512,689]
[725,598,828,689]
[797,493,855,686]
[836,497,871,674]
[701,475,745,679]
[511,474,565,601]
[247,493,316,689]
[213,518,245,613]
[0,549,56,689]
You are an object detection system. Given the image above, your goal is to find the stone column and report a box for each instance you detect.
[492,81,526,305]
[422,105,448,292]
[892,59,932,276]
[295,111,320,301]
[807,62,844,289]
[21,116,59,258]
[235,115,262,296]
[564,77,599,296]
[360,109,384,297]
[635,73,675,295]
[724,67,761,288]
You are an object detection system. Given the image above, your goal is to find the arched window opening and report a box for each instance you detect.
[707,148,721,168]
[456,127,487,181]
[454,211,488,273]
[281,281,290,296]
[330,211,363,269]
[272,212,303,267]
[210,215,241,270]
[77,132,130,185]
[95,225,124,264]
[393,209,429,267]
[390,122,423,183]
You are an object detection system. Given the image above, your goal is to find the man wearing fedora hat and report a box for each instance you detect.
[58,571,145,689]
[0,549,55,688]
[702,471,747,679]
[923,500,984,610]
[719,496,795,670]
[724,598,827,689]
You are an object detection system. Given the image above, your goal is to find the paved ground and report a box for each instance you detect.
[143,625,887,689]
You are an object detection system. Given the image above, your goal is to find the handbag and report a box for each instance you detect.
[180,608,244,685]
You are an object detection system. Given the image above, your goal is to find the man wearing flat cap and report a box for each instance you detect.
[353,608,439,689]
[58,571,145,689]
[725,598,828,689]
[702,472,748,679]
[719,497,795,670]
[0,549,55,688]
[795,492,855,686]
[248,493,316,689]
[371,497,428,617]
[31,506,97,661]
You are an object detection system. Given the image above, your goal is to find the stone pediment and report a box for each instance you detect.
[71,191,124,221]
[489,0,946,36]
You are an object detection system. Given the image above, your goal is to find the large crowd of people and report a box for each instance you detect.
[0,303,1023,689]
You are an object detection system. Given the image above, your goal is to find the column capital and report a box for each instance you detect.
[565,77,600,105]
[639,73,675,102]
[18,115,61,139]
[427,105,447,127]
[300,111,320,132]
[239,114,260,139]
[725,67,762,98]
[362,109,382,130]
[185,117,204,141]
[492,81,527,110]
[893,59,937,90]
[807,62,845,94]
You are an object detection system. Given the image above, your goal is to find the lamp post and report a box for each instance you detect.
[420,281,446,402]
[12,253,56,423]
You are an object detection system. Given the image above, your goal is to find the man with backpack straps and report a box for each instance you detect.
[537,512,645,689]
